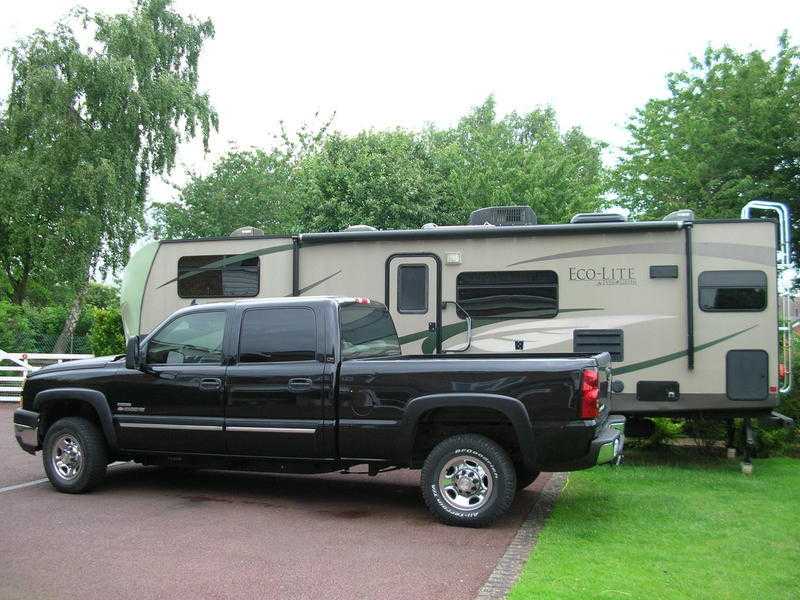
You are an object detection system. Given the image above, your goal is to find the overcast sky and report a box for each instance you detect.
[2,0,798,204]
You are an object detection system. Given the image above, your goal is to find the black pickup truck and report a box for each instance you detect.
[14,297,624,526]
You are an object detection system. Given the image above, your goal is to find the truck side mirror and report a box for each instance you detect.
[125,335,142,370]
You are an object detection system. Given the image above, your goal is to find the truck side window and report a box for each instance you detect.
[340,304,401,359]
[177,255,260,298]
[239,308,317,363]
[146,311,227,365]
[397,264,428,313]
[699,271,767,311]
[456,270,558,319]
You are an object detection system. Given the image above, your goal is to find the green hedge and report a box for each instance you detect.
[0,283,124,356]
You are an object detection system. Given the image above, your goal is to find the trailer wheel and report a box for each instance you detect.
[421,434,516,527]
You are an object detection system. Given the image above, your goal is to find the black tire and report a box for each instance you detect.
[42,417,108,493]
[421,434,516,527]
[515,464,541,490]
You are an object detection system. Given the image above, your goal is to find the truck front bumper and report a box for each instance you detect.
[13,408,39,455]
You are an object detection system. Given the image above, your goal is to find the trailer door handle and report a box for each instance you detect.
[288,378,312,392]
[199,377,222,390]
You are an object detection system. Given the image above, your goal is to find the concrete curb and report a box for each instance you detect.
[474,472,568,600]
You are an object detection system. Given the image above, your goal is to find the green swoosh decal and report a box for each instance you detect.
[296,270,342,295]
[613,325,757,375]
[399,308,604,354]
[402,316,756,370]
[157,243,294,289]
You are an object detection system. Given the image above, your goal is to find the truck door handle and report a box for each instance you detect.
[288,378,312,392]
[199,377,222,390]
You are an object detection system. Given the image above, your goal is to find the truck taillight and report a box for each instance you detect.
[779,363,786,379]
[354,297,370,304]
[580,368,600,419]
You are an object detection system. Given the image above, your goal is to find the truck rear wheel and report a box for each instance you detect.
[421,434,516,527]
[42,417,108,494]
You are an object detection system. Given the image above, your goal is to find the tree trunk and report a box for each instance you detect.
[7,253,32,305]
[53,257,95,354]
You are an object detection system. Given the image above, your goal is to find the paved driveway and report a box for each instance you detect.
[0,404,550,600]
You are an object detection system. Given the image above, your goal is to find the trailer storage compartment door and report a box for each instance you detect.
[726,350,768,401]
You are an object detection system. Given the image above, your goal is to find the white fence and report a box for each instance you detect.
[0,350,94,403]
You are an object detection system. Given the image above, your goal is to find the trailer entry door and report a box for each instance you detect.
[386,254,440,355]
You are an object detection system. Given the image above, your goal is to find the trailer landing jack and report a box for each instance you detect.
[725,419,736,460]
[740,418,755,476]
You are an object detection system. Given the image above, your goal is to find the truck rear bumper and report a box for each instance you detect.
[536,414,625,471]
[13,408,39,455]
[594,415,625,465]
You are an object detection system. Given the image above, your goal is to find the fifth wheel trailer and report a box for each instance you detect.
[121,201,793,425]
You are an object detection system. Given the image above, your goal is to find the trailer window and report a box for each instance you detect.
[397,264,428,313]
[456,271,558,319]
[699,271,767,312]
[340,304,401,359]
[239,308,317,363]
[177,255,259,298]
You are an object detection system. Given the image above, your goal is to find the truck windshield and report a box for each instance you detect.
[339,304,401,359]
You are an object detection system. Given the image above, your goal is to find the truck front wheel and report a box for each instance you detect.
[42,417,108,494]
[421,434,516,527]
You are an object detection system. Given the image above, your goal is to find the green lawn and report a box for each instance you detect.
[510,453,800,600]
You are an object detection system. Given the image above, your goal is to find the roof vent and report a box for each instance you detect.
[344,224,378,232]
[570,212,627,224]
[422,223,438,229]
[662,209,695,222]
[230,226,265,237]
[468,206,537,227]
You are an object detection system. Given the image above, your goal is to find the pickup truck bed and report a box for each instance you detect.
[338,352,616,472]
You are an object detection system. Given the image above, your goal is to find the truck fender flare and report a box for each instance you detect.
[395,393,535,466]
[34,388,118,451]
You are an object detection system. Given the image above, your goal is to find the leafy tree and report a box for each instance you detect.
[0,0,217,350]
[296,97,606,232]
[152,149,299,238]
[88,306,125,356]
[152,116,332,238]
[613,32,800,257]
[429,97,608,225]
[296,129,447,232]
[153,98,607,239]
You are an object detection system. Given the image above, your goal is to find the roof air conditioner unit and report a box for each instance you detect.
[468,206,537,226]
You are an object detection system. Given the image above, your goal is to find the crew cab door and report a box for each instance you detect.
[387,255,440,354]
[224,305,327,457]
[114,309,228,453]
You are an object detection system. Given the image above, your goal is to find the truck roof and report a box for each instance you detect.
[171,296,384,315]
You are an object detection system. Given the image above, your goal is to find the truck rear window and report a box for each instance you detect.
[339,304,401,359]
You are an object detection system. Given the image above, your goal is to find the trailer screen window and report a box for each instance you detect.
[397,264,428,313]
[456,271,558,319]
[177,255,259,298]
[699,270,767,312]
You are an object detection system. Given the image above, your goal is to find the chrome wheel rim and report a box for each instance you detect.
[51,434,83,481]
[438,455,493,511]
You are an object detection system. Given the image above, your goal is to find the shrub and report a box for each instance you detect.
[88,307,125,356]
[634,418,683,449]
